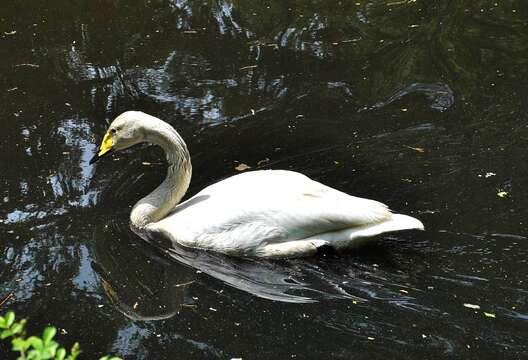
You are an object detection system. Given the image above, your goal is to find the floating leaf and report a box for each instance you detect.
[497,191,508,198]
[235,163,251,171]
[484,312,496,318]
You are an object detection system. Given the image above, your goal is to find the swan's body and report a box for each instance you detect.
[91,111,424,258]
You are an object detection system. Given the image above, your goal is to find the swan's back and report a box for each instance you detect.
[148,170,423,258]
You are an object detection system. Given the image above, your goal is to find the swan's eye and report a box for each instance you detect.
[110,128,117,134]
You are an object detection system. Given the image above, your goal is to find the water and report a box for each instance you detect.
[1,0,528,358]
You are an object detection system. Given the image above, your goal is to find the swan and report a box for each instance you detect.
[89,111,424,258]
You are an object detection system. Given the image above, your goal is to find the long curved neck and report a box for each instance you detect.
[130,122,192,228]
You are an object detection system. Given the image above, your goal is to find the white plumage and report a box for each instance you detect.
[91,111,424,258]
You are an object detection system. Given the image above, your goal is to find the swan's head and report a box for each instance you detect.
[89,111,148,164]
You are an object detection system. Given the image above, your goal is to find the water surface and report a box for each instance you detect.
[1,1,528,359]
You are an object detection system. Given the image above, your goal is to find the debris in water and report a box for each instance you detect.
[497,191,508,198]
[483,312,496,318]
[235,163,251,171]
[13,63,40,68]
[463,303,480,310]
[174,281,195,288]
[405,145,425,153]
[257,158,270,166]
[0,292,14,307]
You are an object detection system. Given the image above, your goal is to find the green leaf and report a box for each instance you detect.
[11,321,25,335]
[42,327,56,345]
[27,336,44,350]
[40,347,55,359]
[0,315,6,329]
[65,342,81,360]
[46,341,59,357]
[5,312,15,327]
[43,341,59,357]
[1,329,13,339]
[55,348,66,360]
[27,348,43,360]
[12,337,30,352]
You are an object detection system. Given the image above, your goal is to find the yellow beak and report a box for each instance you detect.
[98,132,114,156]
[89,132,114,165]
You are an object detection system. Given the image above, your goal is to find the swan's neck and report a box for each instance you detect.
[130,124,192,228]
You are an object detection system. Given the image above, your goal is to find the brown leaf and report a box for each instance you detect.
[257,158,270,166]
[235,163,251,171]
[405,145,425,153]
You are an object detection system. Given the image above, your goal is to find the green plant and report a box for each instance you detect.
[0,311,121,360]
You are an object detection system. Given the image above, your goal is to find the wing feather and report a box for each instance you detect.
[154,170,392,254]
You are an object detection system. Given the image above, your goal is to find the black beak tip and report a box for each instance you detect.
[89,153,100,165]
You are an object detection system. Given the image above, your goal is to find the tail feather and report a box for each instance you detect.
[304,213,424,250]
[341,213,424,240]
[386,214,424,232]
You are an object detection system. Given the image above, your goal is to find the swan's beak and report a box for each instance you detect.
[89,132,113,165]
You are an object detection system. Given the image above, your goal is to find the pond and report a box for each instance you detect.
[1,0,528,358]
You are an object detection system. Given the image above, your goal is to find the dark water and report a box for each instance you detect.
[2,0,528,358]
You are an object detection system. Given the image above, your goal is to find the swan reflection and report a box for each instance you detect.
[92,219,424,321]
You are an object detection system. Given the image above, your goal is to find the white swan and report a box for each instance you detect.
[90,111,424,258]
